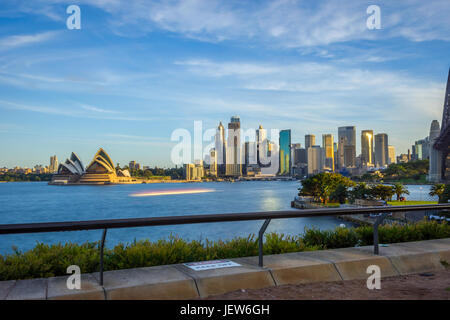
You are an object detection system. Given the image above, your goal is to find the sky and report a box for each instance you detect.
[0,0,449,168]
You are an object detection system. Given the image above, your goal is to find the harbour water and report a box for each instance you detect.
[0,181,437,254]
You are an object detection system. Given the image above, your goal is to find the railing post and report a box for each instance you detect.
[99,228,107,286]
[258,219,271,267]
[373,213,388,255]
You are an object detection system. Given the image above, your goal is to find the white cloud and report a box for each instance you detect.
[0,31,58,51]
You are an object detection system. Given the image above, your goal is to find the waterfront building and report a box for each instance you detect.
[361,130,374,167]
[256,125,268,167]
[388,145,396,164]
[50,148,133,184]
[183,161,204,181]
[305,134,315,149]
[322,134,334,172]
[337,126,356,169]
[374,133,389,167]
[226,116,242,177]
[279,129,291,175]
[307,145,324,175]
[49,155,58,173]
[209,149,217,177]
[428,120,442,182]
[215,122,227,175]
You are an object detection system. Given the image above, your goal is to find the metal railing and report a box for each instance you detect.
[0,204,449,285]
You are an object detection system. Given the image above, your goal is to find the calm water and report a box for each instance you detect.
[0,181,436,254]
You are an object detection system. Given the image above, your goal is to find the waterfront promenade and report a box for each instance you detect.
[1,238,448,299]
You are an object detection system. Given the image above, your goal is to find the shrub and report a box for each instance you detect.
[0,220,448,281]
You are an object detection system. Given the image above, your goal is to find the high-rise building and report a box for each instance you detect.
[322,134,334,171]
[388,145,396,164]
[307,146,324,175]
[129,161,140,170]
[279,130,291,175]
[374,133,389,167]
[209,149,217,177]
[361,130,374,167]
[338,126,356,168]
[49,155,58,173]
[428,120,442,182]
[183,162,204,180]
[226,116,242,177]
[305,135,315,149]
[215,122,227,175]
[256,125,268,167]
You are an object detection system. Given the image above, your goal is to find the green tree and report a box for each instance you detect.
[330,184,349,204]
[429,183,446,203]
[370,184,395,201]
[299,173,354,204]
[392,183,410,201]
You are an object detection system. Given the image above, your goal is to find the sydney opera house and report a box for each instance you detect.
[49,148,135,185]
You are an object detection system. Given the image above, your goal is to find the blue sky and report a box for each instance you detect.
[0,0,449,168]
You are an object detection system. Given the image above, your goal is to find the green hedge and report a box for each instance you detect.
[0,220,449,281]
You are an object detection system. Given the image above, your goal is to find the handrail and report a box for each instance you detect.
[0,204,448,235]
[1,203,448,285]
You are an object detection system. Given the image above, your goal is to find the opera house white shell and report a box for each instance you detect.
[50,148,134,185]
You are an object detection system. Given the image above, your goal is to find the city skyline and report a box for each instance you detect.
[0,1,449,167]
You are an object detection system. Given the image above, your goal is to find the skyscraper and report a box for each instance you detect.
[307,145,324,175]
[215,122,227,176]
[374,133,389,167]
[388,145,396,164]
[361,130,374,166]
[49,155,58,173]
[337,126,356,168]
[256,125,268,167]
[305,135,315,150]
[226,116,242,177]
[209,148,217,177]
[279,130,291,175]
[428,120,441,182]
[322,134,334,171]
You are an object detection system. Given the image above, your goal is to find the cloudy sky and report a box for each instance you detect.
[0,0,449,168]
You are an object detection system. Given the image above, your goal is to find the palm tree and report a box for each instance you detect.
[429,183,446,203]
[392,183,410,201]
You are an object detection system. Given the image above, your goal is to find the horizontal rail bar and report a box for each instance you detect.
[0,204,448,235]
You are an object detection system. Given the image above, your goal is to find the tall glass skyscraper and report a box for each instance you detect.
[279,129,291,175]
[361,130,374,166]
[338,126,356,168]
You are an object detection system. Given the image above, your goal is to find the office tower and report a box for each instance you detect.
[226,116,242,177]
[374,133,389,167]
[428,120,441,182]
[215,122,227,175]
[244,141,257,175]
[291,143,301,165]
[210,149,217,177]
[279,130,291,175]
[414,138,430,160]
[256,125,267,167]
[129,161,140,170]
[307,146,324,175]
[338,126,356,168]
[361,130,374,166]
[183,162,204,180]
[322,134,334,171]
[388,146,396,164]
[305,135,315,149]
[49,155,58,173]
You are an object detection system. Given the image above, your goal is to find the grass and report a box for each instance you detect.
[387,200,438,206]
[0,220,449,281]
